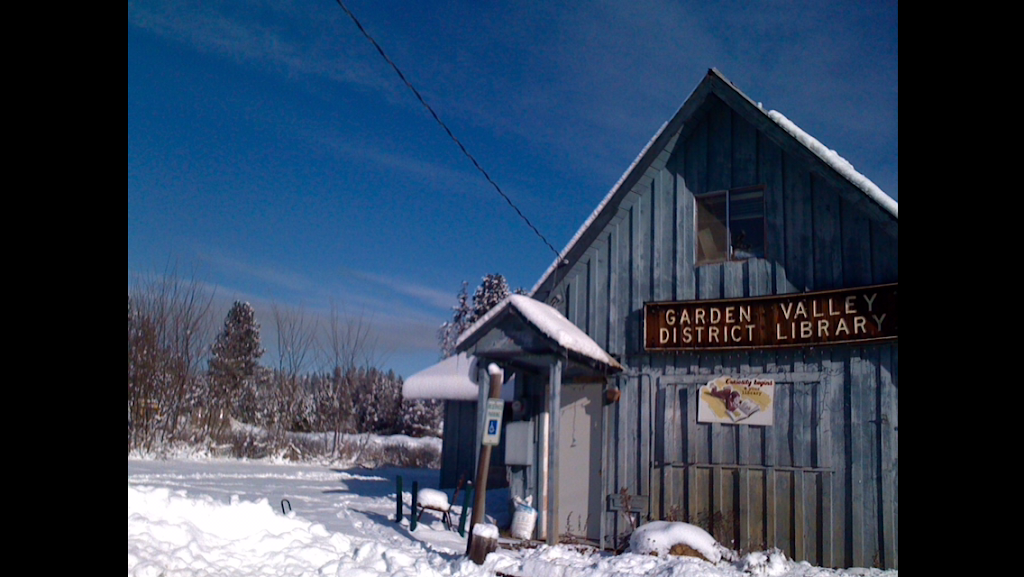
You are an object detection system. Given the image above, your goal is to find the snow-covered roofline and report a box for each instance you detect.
[766,110,897,219]
[456,294,622,371]
[530,69,897,298]
[402,352,479,401]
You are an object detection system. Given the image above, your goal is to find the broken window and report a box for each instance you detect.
[695,185,766,265]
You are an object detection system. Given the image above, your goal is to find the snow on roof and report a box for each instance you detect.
[457,295,622,371]
[530,72,897,297]
[767,110,898,220]
[402,353,479,401]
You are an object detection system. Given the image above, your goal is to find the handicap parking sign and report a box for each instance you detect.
[482,398,504,446]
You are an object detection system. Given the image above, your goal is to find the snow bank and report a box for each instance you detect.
[128,484,464,577]
[491,544,732,577]
[629,521,728,563]
[130,459,900,577]
[739,549,790,577]
[128,485,355,576]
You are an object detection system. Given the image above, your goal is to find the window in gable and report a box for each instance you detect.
[695,185,766,265]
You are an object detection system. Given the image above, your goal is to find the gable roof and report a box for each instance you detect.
[455,294,623,373]
[531,68,897,298]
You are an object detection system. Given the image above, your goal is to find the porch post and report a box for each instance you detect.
[475,362,488,475]
[537,404,549,541]
[546,358,563,546]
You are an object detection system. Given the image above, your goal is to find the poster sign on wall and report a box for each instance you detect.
[697,376,775,426]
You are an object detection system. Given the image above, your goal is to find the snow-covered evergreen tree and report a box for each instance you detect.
[349,367,404,434]
[209,301,264,427]
[438,274,515,358]
[399,398,443,437]
[437,281,473,359]
[210,301,263,380]
[472,273,511,321]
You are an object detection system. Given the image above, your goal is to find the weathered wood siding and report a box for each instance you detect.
[440,401,477,489]
[440,400,510,490]
[553,96,898,568]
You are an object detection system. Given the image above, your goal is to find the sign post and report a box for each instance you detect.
[467,363,503,563]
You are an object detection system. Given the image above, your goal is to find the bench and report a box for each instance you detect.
[415,488,453,530]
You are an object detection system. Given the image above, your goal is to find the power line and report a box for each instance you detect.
[333,0,562,259]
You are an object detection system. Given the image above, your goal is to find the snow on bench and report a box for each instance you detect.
[416,488,453,530]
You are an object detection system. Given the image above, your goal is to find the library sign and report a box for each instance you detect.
[644,284,897,351]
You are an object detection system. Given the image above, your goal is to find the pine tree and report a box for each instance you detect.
[437,281,473,359]
[472,273,511,321]
[437,274,514,358]
[209,301,264,427]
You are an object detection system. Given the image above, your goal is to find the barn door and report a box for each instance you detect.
[654,377,835,566]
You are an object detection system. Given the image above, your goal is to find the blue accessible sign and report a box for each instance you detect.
[482,398,504,446]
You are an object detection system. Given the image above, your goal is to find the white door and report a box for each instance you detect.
[558,384,603,541]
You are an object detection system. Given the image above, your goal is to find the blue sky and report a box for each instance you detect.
[128,0,898,377]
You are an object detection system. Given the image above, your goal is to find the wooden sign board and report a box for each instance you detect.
[644,284,897,351]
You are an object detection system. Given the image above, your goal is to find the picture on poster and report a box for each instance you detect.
[697,376,775,426]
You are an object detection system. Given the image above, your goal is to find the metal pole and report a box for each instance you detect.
[411,481,419,531]
[395,476,403,523]
[458,485,474,537]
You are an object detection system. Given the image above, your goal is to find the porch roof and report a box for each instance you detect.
[402,352,480,401]
[455,295,623,377]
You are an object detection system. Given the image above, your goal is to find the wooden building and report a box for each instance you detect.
[424,69,896,569]
[403,353,510,490]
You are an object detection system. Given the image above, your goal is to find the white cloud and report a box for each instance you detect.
[128,0,401,98]
[349,270,454,310]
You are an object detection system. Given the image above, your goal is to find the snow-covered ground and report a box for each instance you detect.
[129,458,897,577]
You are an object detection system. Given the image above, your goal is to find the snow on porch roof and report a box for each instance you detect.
[456,295,623,372]
[402,353,479,401]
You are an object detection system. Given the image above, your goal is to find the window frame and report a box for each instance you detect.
[693,184,767,266]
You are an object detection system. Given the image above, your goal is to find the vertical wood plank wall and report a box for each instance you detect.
[551,96,898,568]
[440,401,477,489]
